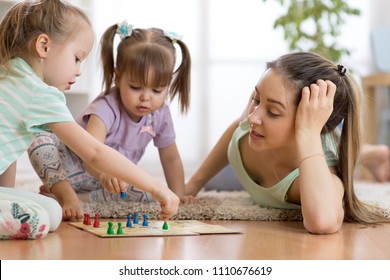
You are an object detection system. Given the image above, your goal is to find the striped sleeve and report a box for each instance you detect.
[11,70,74,131]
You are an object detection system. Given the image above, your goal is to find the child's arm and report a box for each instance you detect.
[158,142,191,202]
[81,114,107,177]
[185,119,240,196]
[81,114,127,194]
[48,121,179,220]
[294,80,344,234]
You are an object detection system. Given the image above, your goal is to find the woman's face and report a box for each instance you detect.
[247,69,298,152]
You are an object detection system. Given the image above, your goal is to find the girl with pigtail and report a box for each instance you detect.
[28,20,193,220]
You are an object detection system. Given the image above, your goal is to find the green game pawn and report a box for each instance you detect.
[117,222,123,235]
[107,221,114,235]
[162,221,168,230]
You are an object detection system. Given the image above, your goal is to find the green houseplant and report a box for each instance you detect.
[263,0,360,62]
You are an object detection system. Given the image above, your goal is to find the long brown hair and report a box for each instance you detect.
[267,52,388,225]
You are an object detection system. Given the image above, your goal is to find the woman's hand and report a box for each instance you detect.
[295,79,336,137]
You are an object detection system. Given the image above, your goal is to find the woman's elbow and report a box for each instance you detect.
[303,213,344,234]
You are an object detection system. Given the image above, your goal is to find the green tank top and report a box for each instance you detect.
[227,119,338,210]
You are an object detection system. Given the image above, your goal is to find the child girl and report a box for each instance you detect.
[28,20,192,219]
[0,0,179,239]
[186,52,390,234]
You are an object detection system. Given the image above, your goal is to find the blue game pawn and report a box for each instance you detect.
[133,212,139,224]
[142,214,149,226]
[126,214,133,228]
[121,192,126,199]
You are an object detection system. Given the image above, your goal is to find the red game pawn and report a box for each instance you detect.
[85,213,91,225]
[93,214,100,228]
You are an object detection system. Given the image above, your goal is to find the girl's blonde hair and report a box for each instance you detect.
[100,25,191,114]
[267,52,388,225]
[0,0,91,68]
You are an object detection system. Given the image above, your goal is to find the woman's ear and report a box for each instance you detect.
[35,34,50,59]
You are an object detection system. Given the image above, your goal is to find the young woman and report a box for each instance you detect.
[186,52,389,234]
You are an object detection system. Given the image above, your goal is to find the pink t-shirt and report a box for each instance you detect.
[77,87,175,164]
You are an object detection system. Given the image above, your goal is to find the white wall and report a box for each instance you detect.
[82,0,289,176]
[10,0,384,180]
[85,0,373,177]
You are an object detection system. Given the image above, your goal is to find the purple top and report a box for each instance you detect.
[77,87,176,164]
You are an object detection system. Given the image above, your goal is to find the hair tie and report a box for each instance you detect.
[163,30,183,45]
[116,20,133,40]
[337,64,347,76]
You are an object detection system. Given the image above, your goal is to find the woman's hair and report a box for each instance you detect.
[100,24,191,114]
[267,51,388,225]
[0,0,91,68]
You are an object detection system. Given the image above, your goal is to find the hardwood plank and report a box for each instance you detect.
[1,220,390,260]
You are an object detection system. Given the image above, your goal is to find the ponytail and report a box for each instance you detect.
[100,24,117,95]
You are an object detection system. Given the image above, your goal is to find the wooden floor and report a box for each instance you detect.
[1,220,390,260]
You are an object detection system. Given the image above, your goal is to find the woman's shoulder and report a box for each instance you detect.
[235,118,250,135]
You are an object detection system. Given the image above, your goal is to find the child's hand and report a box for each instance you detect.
[99,173,128,194]
[152,187,180,221]
[295,79,336,137]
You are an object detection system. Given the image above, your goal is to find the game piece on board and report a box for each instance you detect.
[142,214,149,226]
[83,213,88,225]
[133,212,139,224]
[93,214,100,228]
[162,221,168,230]
[117,222,123,234]
[121,192,126,199]
[126,214,133,228]
[107,221,114,235]
[69,220,242,237]
[85,213,91,225]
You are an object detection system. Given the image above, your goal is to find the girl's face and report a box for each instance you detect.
[42,23,94,92]
[115,70,169,122]
[247,69,297,152]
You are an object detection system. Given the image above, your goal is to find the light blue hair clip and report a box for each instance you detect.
[163,30,183,44]
[116,20,134,40]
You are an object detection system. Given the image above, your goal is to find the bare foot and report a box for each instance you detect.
[361,144,390,182]
[42,182,85,221]
[60,199,84,221]
[39,185,56,198]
